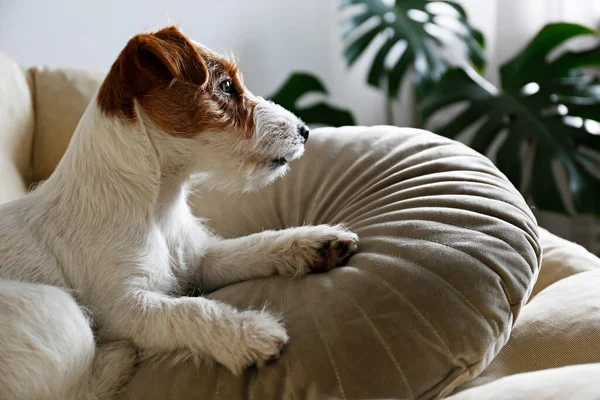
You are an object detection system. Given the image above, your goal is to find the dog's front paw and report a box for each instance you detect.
[289,225,359,273]
[214,310,288,375]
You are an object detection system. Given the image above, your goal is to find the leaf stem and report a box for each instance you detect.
[413,84,421,128]
[386,74,394,125]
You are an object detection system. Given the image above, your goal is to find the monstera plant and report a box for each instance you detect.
[420,23,600,215]
[341,0,485,122]
[270,0,600,216]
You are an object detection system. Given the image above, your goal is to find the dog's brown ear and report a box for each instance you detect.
[130,26,209,90]
[98,26,208,119]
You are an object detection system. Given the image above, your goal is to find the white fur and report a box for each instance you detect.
[0,90,358,399]
[182,97,306,194]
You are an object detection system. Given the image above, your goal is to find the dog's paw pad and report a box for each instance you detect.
[309,234,359,272]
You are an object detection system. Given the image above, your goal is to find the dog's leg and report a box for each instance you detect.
[196,224,359,291]
[0,280,139,400]
[0,281,96,400]
[88,341,137,400]
[104,290,288,375]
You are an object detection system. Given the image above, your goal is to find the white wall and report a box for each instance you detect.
[1,0,599,127]
[462,0,600,87]
[0,0,389,125]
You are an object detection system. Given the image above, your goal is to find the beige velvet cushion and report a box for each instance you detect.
[120,126,541,399]
[28,66,106,182]
[0,53,34,204]
[457,228,600,393]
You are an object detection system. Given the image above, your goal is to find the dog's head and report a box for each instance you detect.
[97,26,308,192]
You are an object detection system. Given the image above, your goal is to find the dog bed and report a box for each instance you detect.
[119,126,541,399]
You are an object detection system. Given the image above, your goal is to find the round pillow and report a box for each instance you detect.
[121,126,541,400]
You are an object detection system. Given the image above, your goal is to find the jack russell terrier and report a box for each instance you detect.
[0,26,358,399]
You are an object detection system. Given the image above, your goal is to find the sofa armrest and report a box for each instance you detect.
[0,53,34,204]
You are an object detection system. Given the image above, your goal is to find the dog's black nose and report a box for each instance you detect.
[298,125,310,143]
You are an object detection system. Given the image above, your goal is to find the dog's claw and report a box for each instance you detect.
[265,354,280,365]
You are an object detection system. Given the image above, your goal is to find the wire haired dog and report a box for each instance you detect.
[0,26,359,399]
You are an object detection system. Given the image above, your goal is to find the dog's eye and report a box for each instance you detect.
[219,79,237,96]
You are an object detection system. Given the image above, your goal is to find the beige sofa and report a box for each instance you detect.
[2,51,600,399]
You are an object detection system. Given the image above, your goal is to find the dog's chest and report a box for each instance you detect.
[168,242,188,275]
[151,224,199,292]
[138,227,182,293]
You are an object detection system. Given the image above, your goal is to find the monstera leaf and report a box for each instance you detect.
[420,23,600,215]
[341,0,485,98]
[269,72,356,127]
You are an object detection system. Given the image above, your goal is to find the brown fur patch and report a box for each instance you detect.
[97,26,256,139]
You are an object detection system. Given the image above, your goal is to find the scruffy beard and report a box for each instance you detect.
[182,97,306,195]
[189,157,292,195]
[242,162,290,192]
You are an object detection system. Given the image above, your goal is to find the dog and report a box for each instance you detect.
[0,26,359,400]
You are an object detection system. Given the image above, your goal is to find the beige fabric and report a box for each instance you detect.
[3,64,541,399]
[447,363,600,400]
[28,66,105,182]
[0,53,34,204]
[122,126,540,400]
[464,270,600,388]
[531,227,600,298]
[456,229,600,392]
